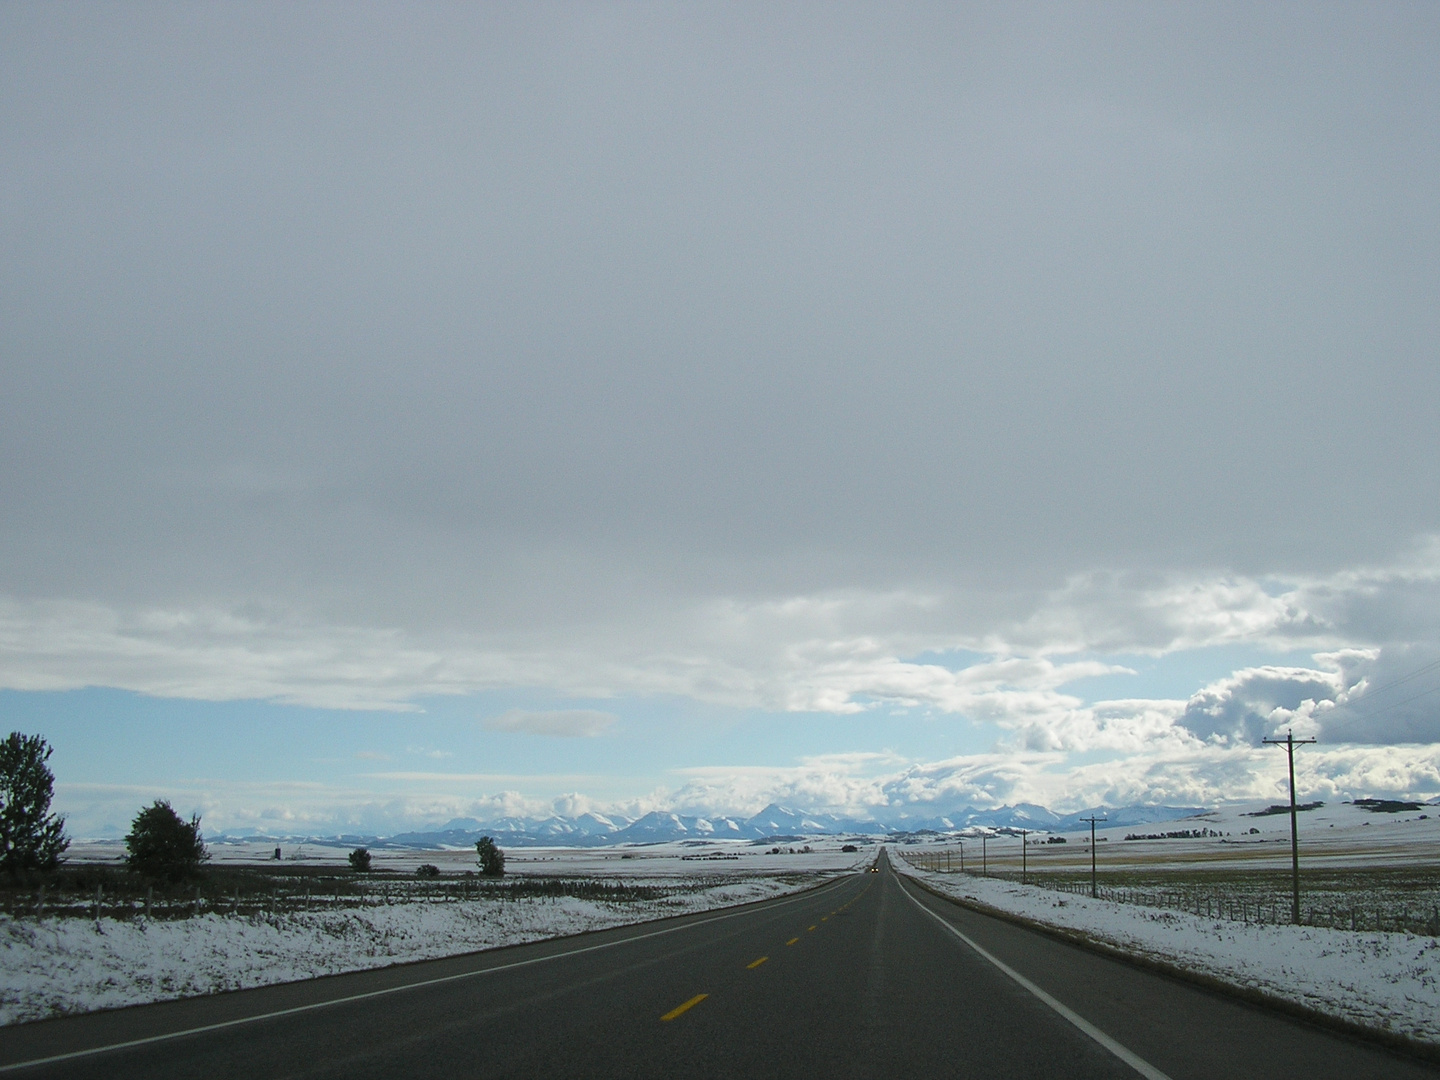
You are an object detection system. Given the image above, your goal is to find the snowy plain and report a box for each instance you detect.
[8,801,1438,1042]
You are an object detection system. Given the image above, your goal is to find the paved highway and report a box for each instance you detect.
[1,849,1435,1078]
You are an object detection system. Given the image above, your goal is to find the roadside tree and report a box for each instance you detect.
[0,732,70,876]
[476,836,505,877]
[349,847,372,872]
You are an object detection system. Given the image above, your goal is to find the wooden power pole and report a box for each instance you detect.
[1081,815,1106,898]
[1263,729,1317,924]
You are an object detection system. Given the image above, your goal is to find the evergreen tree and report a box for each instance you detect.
[476,835,505,876]
[125,800,208,883]
[348,847,372,871]
[0,732,70,876]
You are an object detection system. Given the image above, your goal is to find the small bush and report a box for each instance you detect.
[348,847,372,872]
[415,863,440,879]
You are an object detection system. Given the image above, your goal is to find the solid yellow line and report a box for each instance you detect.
[747,956,769,969]
[660,994,709,1022]
[786,937,799,945]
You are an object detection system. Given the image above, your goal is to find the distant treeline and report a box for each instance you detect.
[1246,802,1323,817]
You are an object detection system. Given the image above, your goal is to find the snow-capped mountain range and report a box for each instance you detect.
[215,802,1206,849]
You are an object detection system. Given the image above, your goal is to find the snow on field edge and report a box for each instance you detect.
[0,876,821,1026]
[896,858,1440,1045]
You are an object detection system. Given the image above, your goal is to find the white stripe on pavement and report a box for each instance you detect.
[898,875,1174,1080]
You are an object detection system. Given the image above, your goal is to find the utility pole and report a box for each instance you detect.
[1021,829,1028,885]
[1081,816,1106,898]
[1263,729,1317,924]
[982,833,987,877]
[958,841,964,874]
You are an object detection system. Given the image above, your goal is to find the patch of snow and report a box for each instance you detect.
[0,876,824,1026]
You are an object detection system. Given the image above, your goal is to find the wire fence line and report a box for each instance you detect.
[902,851,1440,936]
[0,868,740,924]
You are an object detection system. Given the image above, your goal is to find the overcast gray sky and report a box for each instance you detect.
[3,3,1439,832]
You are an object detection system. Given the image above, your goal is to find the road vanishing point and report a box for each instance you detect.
[1,849,1435,1079]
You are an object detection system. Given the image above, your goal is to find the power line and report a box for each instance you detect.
[1328,653,1440,708]
[1316,653,1440,725]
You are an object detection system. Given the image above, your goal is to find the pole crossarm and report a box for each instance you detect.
[1262,730,1317,925]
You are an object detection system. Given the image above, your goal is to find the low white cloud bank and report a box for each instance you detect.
[57,739,1440,839]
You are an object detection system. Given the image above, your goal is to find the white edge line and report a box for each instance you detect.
[0,876,851,1075]
[897,874,1173,1080]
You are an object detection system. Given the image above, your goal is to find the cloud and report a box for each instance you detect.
[4,7,1440,721]
[3,547,1440,724]
[481,709,617,738]
[6,5,1440,831]
[53,732,1440,838]
[1315,646,1440,745]
[1176,666,1345,746]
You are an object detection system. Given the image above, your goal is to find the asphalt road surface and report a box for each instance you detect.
[2,849,1436,1079]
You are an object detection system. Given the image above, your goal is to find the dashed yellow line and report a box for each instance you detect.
[786,937,799,945]
[660,994,708,1021]
[747,956,769,969]
[807,925,817,931]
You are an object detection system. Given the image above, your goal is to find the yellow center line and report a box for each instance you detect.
[807,925,817,931]
[660,994,709,1022]
[786,937,799,945]
[747,956,769,969]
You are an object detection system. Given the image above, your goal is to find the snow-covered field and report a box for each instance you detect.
[0,848,865,1026]
[895,855,1440,1046]
[14,803,1437,1038]
[907,797,1440,875]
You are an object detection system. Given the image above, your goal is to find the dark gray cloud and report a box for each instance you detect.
[1319,647,1440,745]
[2,4,1438,674]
